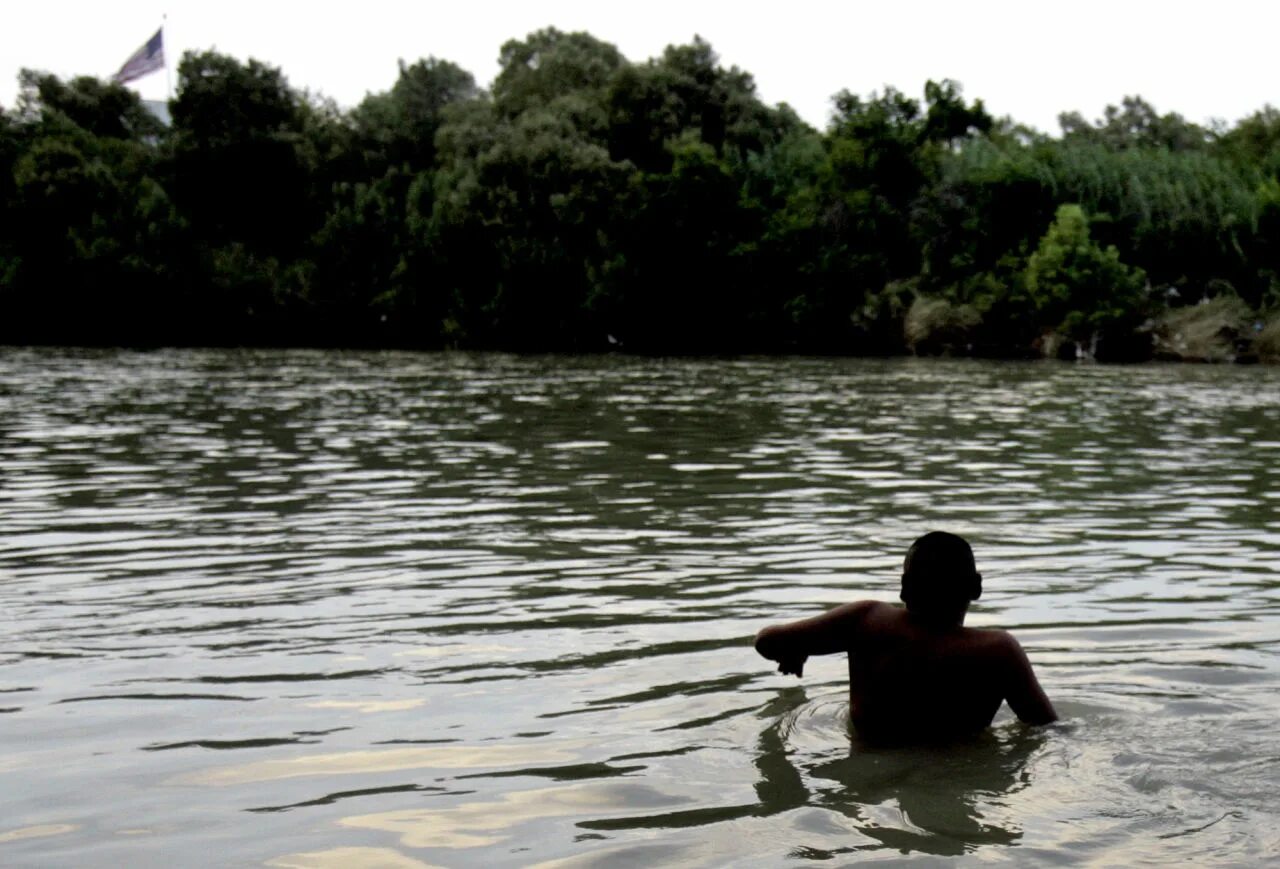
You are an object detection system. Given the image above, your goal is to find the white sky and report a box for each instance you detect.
[2,1,1277,134]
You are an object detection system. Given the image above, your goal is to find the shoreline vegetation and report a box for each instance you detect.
[2,30,1279,362]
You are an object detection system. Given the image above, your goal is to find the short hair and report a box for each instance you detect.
[900,531,981,612]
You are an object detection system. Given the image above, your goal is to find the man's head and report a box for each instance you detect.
[900,531,982,620]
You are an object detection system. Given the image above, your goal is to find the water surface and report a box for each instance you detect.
[1,349,1277,866]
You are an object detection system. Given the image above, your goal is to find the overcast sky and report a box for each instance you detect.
[2,1,1277,134]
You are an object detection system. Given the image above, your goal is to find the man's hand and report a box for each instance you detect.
[777,655,807,677]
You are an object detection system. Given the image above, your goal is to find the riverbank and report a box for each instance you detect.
[7,300,1280,364]
[907,293,1280,363]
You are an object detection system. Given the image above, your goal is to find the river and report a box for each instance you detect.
[1,348,1277,866]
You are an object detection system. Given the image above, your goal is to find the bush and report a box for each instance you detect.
[1023,204,1149,356]
[1153,294,1253,362]
[904,295,981,355]
[847,279,917,354]
[1253,313,1280,363]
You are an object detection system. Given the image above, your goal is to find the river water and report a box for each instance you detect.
[0,349,1277,867]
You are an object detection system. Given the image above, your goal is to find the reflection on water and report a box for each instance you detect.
[752,690,1044,858]
[812,718,1043,854]
[0,348,1278,866]
[0,825,79,845]
[266,846,434,869]
[182,742,585,786]
[340,781,690,850]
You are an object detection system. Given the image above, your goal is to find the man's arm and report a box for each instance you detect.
[998,632,1058,725]
[754,601,875,677]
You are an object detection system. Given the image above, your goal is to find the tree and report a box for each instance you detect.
[0,112,20,287]
[15,69,165,141]
[1023,204,1148,356]
[605,135,755,351]
[3,127,184,342]
[1215,105,1280,175]
[170,51,311,254]
[1058,96,1209,152]
[493,28,623,127]
[607,37,798,174]
[922,79,993,146]
[351,57,478,173]
[0,68,186,343]
[429,100,632,349]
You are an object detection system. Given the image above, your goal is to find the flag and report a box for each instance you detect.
[113,28,164,85]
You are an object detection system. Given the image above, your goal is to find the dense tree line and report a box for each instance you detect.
[3,30,1279,360]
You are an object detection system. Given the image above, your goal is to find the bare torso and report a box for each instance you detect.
[755,599,1057,741]
[846,602,1009,741]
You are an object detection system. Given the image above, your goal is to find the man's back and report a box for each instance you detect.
[844,602,1028,741]
[755,534,1057,741]
[756,599,1055,741]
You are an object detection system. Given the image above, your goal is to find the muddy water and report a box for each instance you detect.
[0,349,1277,866]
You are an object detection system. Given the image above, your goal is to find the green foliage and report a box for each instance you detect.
[928,133,1262,309]
[847,279,917,353]
[17,69,165,141]
[494,29,622,125]
[920,138,1054,298]
[822,80,993,311]
[1250,177,1280,284]
[172,52,299,144]
[429,98,632,349]
[352,57,477,173]
[1023,204,1148,352]
[1041,141,1257,291]
[1213,106,1280,174]
[1253,313,1280,363]
[3,128,181,341]
[904,295,981,355]
[2,32,1280,361]
[606,37,799,176]
[1058,96,1210,152]
[606,135,754,351]
[171,51,313,254]
[922,79,993,145]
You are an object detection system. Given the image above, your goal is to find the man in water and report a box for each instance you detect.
[755,531,1057,742]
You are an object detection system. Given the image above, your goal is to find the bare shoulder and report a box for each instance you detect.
[982,628,1058,724]
[805,599,884,636]
[963,627,1026,658]
[845,599,902,631]
[808,599,886,629]
[977,627,1017,646]
[857,600,899,621]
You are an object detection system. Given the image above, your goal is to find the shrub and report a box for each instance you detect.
[1154,294,1253,362]
[1023,204,1149,356]
[1253,313,1280,363]
[904,295,981,355]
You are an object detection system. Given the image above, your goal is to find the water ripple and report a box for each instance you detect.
[1,349,1278,866]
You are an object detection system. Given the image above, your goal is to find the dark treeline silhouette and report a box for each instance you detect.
[3,30,1280,361]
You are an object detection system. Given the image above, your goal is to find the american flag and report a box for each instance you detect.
[113,28,164,85]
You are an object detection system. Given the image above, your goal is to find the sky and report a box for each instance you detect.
[2,1,1277,134]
